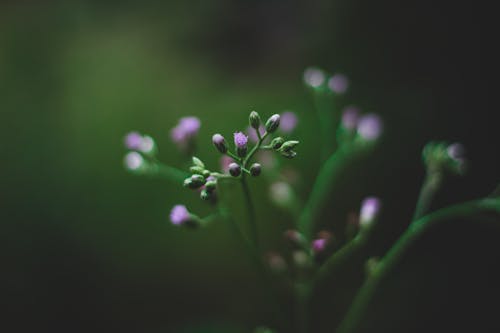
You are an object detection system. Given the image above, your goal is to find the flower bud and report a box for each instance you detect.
[228,163,241,177]
[328,73,349,94]
[423,142,466,175]
[311,238,328,254]
[359,197,382,227]
[250,163,262,176]
[189,166,205,175]
[357,114,383,141]
[270,137,285,150]
[184,174,206,189]
[265,114,280,133]
[212,133,227,154]
[234,132,248,157]
[303,67,326,88]
[204,180,217,192]
[124,152,145,172]
[124,131,143,150]
[281,151,297,159]
[169,205,191,226]
[249,111,261,130]
[200,189,212,201]
[139,135,156,154]
[192,156,205,168]
[279,140,300,153]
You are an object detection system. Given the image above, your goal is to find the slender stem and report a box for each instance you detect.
[412,170,442,221]
[294,282,309,333]
[311,90,337,161]
[244,132,269,166]
[336,198,500,333]
[217,184,288,328]
[241,173,259,249]
[298,143,368,239]
[314,230,370,290]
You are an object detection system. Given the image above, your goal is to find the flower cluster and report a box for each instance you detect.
[121,66,487,333]
[170,116,201,152]
[123,131,157,173]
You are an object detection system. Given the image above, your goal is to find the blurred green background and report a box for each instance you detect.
[1,1,498,332]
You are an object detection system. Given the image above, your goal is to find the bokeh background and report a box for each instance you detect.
[1,1,498,332]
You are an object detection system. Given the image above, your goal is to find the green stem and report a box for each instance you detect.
[336,198,500,333]
[412,170,442,221]
[241,173,259,249]
[298,143,368,239]
[294,282,309,333]
[312,90,337,161]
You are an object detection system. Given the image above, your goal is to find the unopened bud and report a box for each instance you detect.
[250,163,262,177]
[200,189,212,201]
[189,166,205,175]
[359,197,381,227]
[192,156,205,168]
[185,174,206,189]
[212,133,227,154]
[265,114,280,133]
[249,111,261,130]
[281,151,297,159]
[204,180,217,192]
[271,137,285,150]
[228,163,241,177]
[279,140,300,153]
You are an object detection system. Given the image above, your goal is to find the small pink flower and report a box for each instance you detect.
[328,73,349,94]
[170,116,201,149]
[169,205,190,225]
[357,114,383,141]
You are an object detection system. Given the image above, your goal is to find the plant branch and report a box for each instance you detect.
[336,197,500,333]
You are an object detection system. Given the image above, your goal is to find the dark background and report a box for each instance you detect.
[1,0,498,332]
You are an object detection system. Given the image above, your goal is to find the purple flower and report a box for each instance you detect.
[169,205,190,225]
[341,106,360,130]
[328,73,349,94]
[357,114,383,141]
[124,131,143,150]
[447,143,465,161]
[279,111,298,133]
[304,67,326,88]
[170,116,201,148]
[311,238,328,253]
[124,152,144,170]
[234,132,248,157]
[359,197,381,226]
[234,132,248,148]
